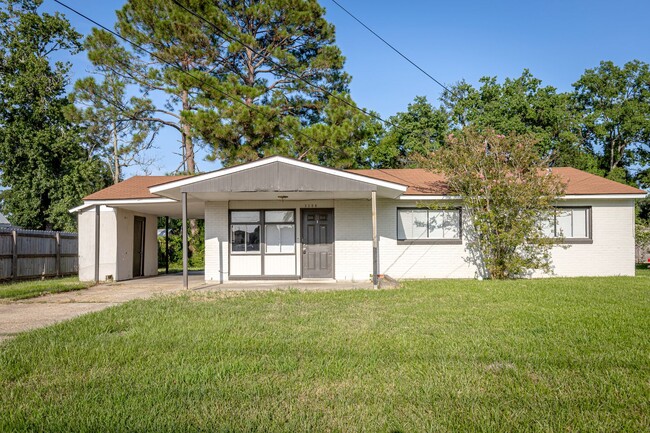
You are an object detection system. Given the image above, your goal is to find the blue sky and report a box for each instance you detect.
[43,0,650,175]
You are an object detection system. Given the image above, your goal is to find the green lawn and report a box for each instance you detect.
[0,277,91,301]
[1,276,649,432]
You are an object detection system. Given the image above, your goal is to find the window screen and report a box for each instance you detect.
[398,208,461,240]
[550,207,590,239]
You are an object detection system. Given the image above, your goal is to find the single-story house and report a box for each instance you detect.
[70,156,647,286]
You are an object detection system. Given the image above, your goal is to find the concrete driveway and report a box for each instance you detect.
[0,273,373,342]
[0,273,203,342]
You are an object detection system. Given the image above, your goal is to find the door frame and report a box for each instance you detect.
[300,208,335,279]
[133,216,146,278]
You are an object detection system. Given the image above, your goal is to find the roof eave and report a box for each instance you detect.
[69,197,178,213]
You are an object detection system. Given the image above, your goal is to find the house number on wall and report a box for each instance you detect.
[304,203,318,208]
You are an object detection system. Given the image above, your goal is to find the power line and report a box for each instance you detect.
[52,0,333,157]
[329,0,453,94]
[169,0,399,130]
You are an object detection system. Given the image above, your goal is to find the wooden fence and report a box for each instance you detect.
[0,229,78,281]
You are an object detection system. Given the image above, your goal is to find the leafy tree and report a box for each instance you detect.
[441,71,599,172]
[264,93,383,168]
[368,96,448,168]
[157,217,204,268]
[0,0,110,231]
[421,128,566,279]
[573,60,650,183]
[185,0,351,167]
[68,72,160,184]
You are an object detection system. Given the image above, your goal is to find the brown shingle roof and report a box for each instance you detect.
[347,168,449,195]
[83,176,190,200]
[348,167,646,196]
[551,167,645,195]
[82,166,645,201]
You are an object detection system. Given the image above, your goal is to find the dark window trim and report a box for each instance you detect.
[396,207,463,244]
[397,239,462,245]
[551,206,593,244]
[228,275,300,281]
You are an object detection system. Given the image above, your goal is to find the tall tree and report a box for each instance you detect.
[573,60,650,183]
[421,128,566,279]
[84,1,225,174]
[186,0,350,167]
[68,73,160,184]
[368,96,448,168]
[441,71,598,172]
[0,0,109,231]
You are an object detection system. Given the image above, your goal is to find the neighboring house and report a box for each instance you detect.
[0,211,18,229]
[70,156,646,284]
[0,212,10,228]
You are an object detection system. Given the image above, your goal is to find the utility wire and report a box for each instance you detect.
[329,0,453,94]
[53,0,333,156]
[170,0,400,130]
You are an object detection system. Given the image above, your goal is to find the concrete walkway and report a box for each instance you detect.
[0,273,372,342]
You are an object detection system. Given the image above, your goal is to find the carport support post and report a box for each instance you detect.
[94,204,100,283]
[165,216,169,274]
[371,190,378,289]
[182,192,188,290]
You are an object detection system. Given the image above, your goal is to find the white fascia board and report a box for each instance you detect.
[398,195,461,200]
[149,156,408,194]
[69,203,93,213]
[397,193,647,201]
[560,194,647,200]
[69,197,177,213]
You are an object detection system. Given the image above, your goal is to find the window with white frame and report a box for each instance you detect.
[397,208,461,241]
[264,210,295,254]
[543,207,591,240]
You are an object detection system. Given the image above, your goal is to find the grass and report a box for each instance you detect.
[1,277,649,432]
[0,277,92,301]
[636,262,650,277]
[158,264,204,274]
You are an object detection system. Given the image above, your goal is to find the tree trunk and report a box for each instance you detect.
[181,89,195,174]
[180,89,199,255]
[112,119,120,184]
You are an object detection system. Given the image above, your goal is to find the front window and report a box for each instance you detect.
[264,210,295,254]
[230,210,296,254]
[231,211,260,253]
[546,207,591,240]
[397,208,461,241]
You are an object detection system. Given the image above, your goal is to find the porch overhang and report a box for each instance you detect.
[70,198,205,219]
[150,156,408,201]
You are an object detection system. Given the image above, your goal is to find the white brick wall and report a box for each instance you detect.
[539,199,636,277]
[377,199,476,279]
[205,201,229,282]
[202,197,637,282]
[378,198,637,279]
[334,199,373,281]
[78,206,159,282]
[78,206,118,281]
